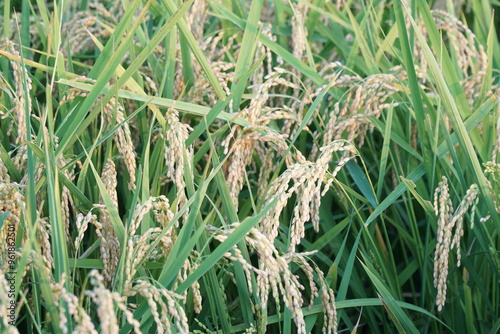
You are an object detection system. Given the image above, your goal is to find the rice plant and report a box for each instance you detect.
[0,0,499,333]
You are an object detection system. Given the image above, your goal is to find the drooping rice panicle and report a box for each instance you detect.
[261,140,357,251]
[433,177,479,311]
[102,101,137,190]
[94,160,121,285]
[163,107,193,218]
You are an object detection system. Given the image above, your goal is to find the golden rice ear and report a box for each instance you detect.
[220,69,306,211]
[60,79,138,192]
[52,269,140,334]
[433,177,479,311]
[482,160,500,224]
[1,39,32,147]
[433,176,453,311]
[86,270,121,334]
[180,31,236,104]
[102,100,137,191]
[260,140,355,252]
[126,280,189,334]
[171,255,202,313]
[409,10,488,104]
[318,71,403,157]
[0,40,31,175]
[97,160,120,285]
[57,156,75,245]
[0,159,9,183]
[213,224,337,334]
[62,10,112,58]
[186,0,208,42]
[431,11,488,102]
[316,267,338,334]
[291,2,308,61]
[121,196,178,295]
[37,218,54,272]
[74,212,97,256]
[163,107,193,220]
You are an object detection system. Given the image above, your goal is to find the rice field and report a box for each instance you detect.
[0,0,499,333]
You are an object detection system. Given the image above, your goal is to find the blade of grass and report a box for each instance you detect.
[361,261,420,334]
[345,6,377,73]
[0,146,21,182]
[231,0,262,111]
[346,160,378,208]
[365,164,425,226]
[57,79,251,127]
[393,0,434,188]
[375,106,395,200]
[42,90,71,331]
[399,178,435,216]
[0,212,8,230]
[179,33,195,91]
[228,298,450,332]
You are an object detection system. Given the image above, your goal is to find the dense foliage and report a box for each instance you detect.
[0,0,499,333]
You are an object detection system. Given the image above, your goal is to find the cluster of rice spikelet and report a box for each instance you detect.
[62,13,104,56]
[183,31,238,104]
[127,279,189,334]
[291,2,309,60]
[95,160,121,284]
[61,1,120,58]
[172,255,203,314]
[223,124,293,208]
[74,212,99,256]
[186,0,208,46]
[411,10,488,102]
[123,196,174,294]
[430,10,488,103]
[36,218,54,272]
[314,65,404,155]
[163,107,193,217]
[120,194,201,313]
[50,232,189,334]
[50,271,144,334]
[213,224,337,334]
[51,273,97,334]
[222,70,307,208]
[61,77,138,190]
[58,156,75,244]
[261,140,357,252]
[118,194,193,333]
[433,177,479,311]
[1,39,32,155]
[102,99,137,190]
